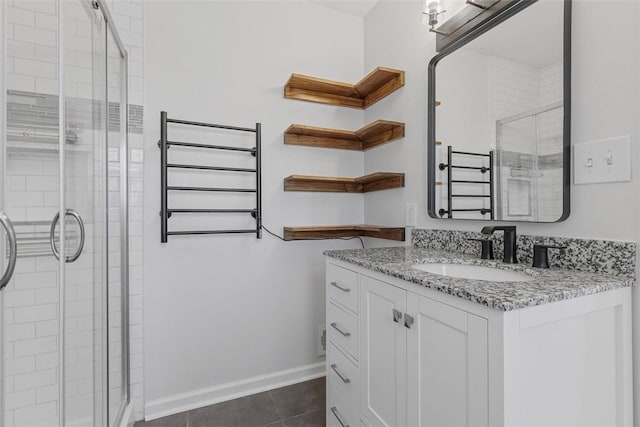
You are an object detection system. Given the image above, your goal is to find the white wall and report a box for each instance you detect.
[365,0,640,240]
[435,50,491,219]
[363,0,640,422]
[143,0,640,420]
[143,0,366,418]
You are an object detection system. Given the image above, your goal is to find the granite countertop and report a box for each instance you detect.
[324,246,635,311]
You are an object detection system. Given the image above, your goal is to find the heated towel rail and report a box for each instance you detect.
[159,111,262,242]
[438,145,494,219]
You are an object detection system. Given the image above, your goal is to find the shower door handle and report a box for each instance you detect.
[50,209,85,262]
[0,211,17,290]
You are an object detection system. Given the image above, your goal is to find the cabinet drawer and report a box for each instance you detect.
[328,384,357,427]
[327,263,358,313]
[328,302,358,360]
[328,343,358,410]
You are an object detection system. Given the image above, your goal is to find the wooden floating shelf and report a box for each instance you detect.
[283,225,405,242]
[284,67,405,109]
[284,172,404,193]
[284,120,405,151]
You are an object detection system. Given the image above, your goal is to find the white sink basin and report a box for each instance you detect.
[412,263,533,282]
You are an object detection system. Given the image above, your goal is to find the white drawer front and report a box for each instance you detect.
[328,302,358,360]
[327,263,358,313]
[328,383,357,427]
[328,343,358,410]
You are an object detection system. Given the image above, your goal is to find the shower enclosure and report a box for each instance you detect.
[495,102,564,222]
[0,0,130,425]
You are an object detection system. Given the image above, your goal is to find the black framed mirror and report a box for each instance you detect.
[427,0,571,222]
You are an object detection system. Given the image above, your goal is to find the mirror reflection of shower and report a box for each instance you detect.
[429,0,569,222]
[496,102,563,221]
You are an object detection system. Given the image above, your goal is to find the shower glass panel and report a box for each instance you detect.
[62,1,106,425]
[496,114,537,220]
[496,103,563,222]
[106,25,129,427]
[2,0,62,423]
[1,0,129,426]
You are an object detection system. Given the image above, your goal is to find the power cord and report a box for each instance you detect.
[261,224,287,241]
[261,224,365,249]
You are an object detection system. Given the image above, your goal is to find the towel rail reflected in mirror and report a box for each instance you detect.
[427,0,571,222]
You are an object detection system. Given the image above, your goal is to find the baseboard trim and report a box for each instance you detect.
[144,362,326,421]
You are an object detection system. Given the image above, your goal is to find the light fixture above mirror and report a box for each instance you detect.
[424,0,502,45]
[422,0,447,33]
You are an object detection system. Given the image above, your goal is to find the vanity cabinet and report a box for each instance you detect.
[326,263,360,427]
[326,258,633,427]
[359,274,408,427]
[406,289,488,427]
[359,274,488,427]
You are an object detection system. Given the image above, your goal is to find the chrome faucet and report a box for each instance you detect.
[481,225,518,264]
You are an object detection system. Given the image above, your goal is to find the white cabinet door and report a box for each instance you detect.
[359,275,407,427]
[406,295,489,427]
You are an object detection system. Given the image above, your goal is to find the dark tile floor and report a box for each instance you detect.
[135,377,326,427]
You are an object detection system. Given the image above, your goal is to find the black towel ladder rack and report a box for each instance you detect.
[438,145,494,219]
[159,111,262,242]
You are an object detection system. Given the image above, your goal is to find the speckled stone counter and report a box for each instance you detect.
[412,228,637,277]
[323,246,635,311]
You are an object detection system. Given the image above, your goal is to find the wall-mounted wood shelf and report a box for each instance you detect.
[284,67,405,109]
[284,172,404,193]
[284,120,405,151]
[283,66,407,244]
[283,225,405,241]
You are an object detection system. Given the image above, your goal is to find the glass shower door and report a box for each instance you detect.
[61,1,107,426]
[1,0,114,425]
[496,103,564,221]
[496,114,537,221]
[1,1,128,425]
[62,2,129,425]
[2,0,64,424]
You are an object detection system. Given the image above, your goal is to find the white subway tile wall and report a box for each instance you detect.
[488,56,563,221]
[4,146,61,426]
[4,0,145,424]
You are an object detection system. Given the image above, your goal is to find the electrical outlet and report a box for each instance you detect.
[405,202,417,227]
[318,324,326,357]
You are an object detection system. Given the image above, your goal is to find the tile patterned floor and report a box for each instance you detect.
[135,377,326,427]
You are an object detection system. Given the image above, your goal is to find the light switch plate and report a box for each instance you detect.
[574,135,631,184]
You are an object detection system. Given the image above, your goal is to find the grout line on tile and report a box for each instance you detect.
[268,390,282,420]
[278,408,322,424]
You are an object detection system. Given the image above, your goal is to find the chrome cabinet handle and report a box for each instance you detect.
[330,281,351,293]
[392,309,403,323]
[330,363,351,384]
[330,406,350,427]
[404,314,415,329]
[50,209,85,262]
[330,322,351,337]
[0,212,17,291]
